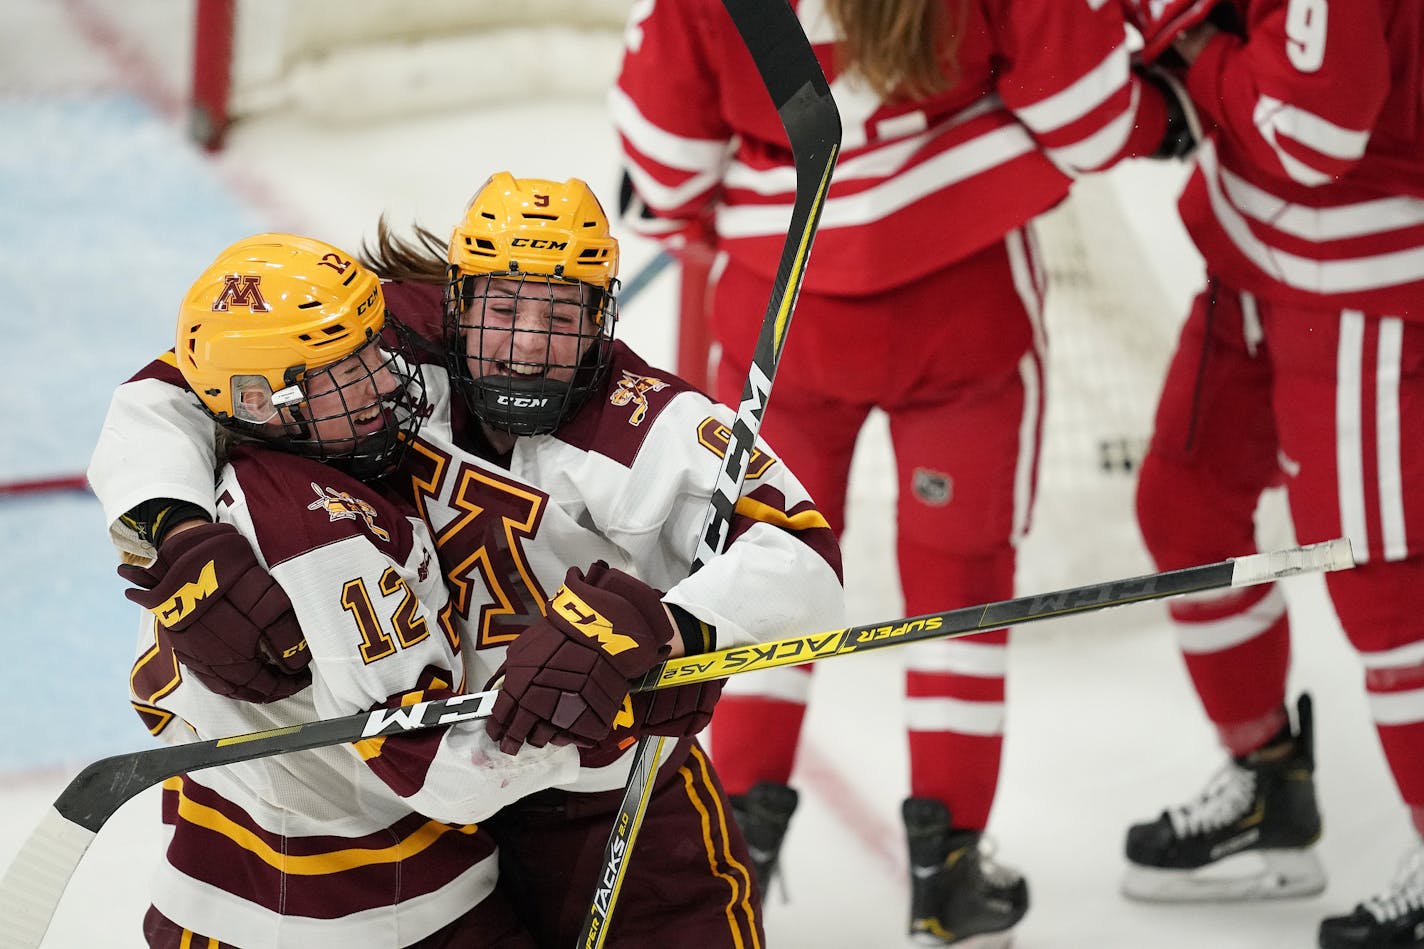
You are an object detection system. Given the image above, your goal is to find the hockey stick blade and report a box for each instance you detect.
[0,539,1350,948]
[0,691,497,949]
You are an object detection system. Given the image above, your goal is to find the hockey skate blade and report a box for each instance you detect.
[1121,848,1326,903]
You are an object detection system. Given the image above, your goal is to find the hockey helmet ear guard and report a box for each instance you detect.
[442,174,620,435]
[176,232,430,478]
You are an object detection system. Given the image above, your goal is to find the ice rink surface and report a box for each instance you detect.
[0,3,1409,946]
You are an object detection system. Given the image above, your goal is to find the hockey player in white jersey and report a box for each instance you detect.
[124,233,582,947]
[89,173,845,947]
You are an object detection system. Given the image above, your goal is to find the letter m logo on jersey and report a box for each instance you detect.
[552,587,638,655]
[212,274,272,312]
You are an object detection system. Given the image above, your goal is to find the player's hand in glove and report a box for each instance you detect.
[576,694,643,768]
[634,678,724,738]
[575,679,727,768]
[486,562,674,755]
[1121,0,1220,63]
[119,522,311,702]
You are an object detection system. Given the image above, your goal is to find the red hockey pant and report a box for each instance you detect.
[707,233,1045,831]
[1138,283,1424,807]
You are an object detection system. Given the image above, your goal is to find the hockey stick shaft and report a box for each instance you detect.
[0,538,1353,949]
[577,0,841,942]
[640,537,1353,688]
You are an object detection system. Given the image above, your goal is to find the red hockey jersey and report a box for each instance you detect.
[612,0,1171,295]
[1177,0,1424,317]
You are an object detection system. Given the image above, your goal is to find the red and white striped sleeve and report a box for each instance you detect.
[1183,0,1390,188]
[610,0,733,240]
[991,0,1170,173]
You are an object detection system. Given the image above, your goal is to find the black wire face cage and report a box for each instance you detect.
[442,269,618,436]
[227,319,431,480]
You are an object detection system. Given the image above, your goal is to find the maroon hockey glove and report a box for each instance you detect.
[572,680,726,769]
[1121,0,1219,62]
[576,694,643,769]
[634,678,724,738]
[486,562,674,755]
[573,680,726,769]
[119,522,311,703]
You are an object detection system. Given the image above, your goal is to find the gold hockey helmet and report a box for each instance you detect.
[176,233,428,476]
[447,172,619,289]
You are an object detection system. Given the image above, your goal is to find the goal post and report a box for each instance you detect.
[190,0,636,149]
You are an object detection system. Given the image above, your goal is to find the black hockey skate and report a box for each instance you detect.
[903,797,1028,948]
[729,781,798,893]
[1318,843,1424,949]
[1122,693,1325,902]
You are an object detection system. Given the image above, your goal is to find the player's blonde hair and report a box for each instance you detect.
[825,0,966,101]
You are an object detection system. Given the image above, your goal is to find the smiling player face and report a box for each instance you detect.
[461,276,597,385]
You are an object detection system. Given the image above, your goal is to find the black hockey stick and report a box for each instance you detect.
[0,538,1353,949]
[575,1,841,944]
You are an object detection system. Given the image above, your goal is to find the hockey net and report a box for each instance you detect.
[1019,160,1204,588]
[190,0,635,148]
[1036,162,1200,488]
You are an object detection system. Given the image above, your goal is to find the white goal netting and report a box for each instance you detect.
[1021,160,1204,590]
[1037,162,1202,490]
